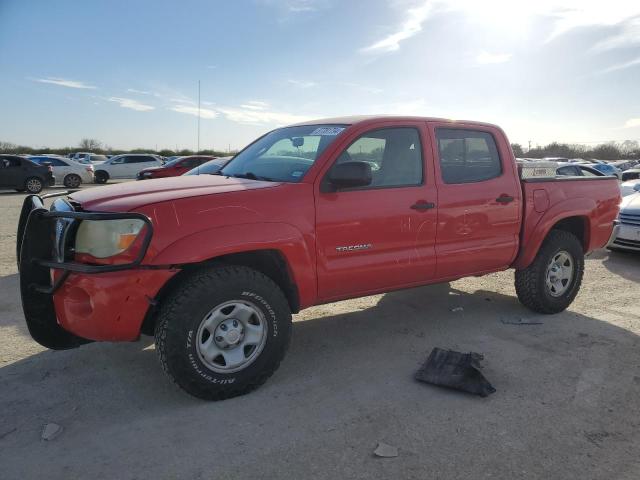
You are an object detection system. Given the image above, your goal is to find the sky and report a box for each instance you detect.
[0,0,639,151]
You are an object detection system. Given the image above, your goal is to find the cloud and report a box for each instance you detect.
[599,56,640,74]
[240,100,270,110]
[287,79,318,88]
[170,104,218,119]
[217,106,309,125]
[476,51,512,64]
[341,82,383,94]
[33,77,96,89]
[545,1,640,42]
[126,88,152,95]
[108,97,155,111]
[260,0,322,13]
[592,17,640,52]
[361,1,433,53]
[624,118,640,128]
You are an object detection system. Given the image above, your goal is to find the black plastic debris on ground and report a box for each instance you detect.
[415,348,496,397]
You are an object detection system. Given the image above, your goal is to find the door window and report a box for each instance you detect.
[332,127,423,189]
[436,129,502,184]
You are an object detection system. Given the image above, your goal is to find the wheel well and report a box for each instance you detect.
[95,170,109,178]
[140,249,300,336]
[551,216,588,251]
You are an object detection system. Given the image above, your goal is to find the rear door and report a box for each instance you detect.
[429,123,521,278]
[1,156,24,188]
[315,122,438,300]
[127,156,157,176]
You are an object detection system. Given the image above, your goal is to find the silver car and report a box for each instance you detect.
[607,192,640,252]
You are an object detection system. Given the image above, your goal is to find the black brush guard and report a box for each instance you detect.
[17,194,153,350]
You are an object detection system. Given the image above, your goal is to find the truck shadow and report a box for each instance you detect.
[2,272,640,478]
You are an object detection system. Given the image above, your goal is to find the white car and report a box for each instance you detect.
[621,179,640,197]
[29,155,94,188]
[94,154,163,183]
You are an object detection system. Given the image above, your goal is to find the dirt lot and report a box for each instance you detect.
[1,185,639,479]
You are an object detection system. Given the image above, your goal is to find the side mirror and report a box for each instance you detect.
[327,161,372,190]
[633,183,640,192]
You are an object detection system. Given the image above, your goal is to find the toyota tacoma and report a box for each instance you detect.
[17,116,621,399]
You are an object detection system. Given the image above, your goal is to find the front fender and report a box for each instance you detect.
[513,197,594,270]
[148,222,317,308]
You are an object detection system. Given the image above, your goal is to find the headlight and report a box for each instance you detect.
[75,219,145,258]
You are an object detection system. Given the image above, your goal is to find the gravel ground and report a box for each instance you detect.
[1,185,639,479]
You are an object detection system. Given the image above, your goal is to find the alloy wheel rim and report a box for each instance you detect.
[195,300,267,373]
[26,179,41,192]
[545,250,574,297]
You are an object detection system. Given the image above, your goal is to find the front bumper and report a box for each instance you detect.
[606,221,640,252]
[17,194,175,348]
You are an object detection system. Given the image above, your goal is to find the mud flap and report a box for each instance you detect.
[19,208,91,350]
[415,348,496,397]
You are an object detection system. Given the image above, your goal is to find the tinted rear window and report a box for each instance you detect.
[436,129,502,184]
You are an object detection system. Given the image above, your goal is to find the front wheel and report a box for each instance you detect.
[154,265,292,400]
[515,230,584,314]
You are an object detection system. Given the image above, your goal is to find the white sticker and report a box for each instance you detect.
[291,170,304,178]
[309,127,345,136]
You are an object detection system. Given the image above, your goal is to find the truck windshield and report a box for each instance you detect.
[221,124,347,182]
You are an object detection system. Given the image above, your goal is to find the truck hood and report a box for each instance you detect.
[69,175,279,212]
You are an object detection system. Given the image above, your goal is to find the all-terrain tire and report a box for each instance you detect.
[154,265,292,400]
[515,229,584,314]
[94,171,108,184]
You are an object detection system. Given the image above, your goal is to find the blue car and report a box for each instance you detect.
[578,162,621,179]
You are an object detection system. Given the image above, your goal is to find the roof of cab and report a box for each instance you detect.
[290,115,501,129]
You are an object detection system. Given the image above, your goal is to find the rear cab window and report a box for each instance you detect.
[435,128,502,184]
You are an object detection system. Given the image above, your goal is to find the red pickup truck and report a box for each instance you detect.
[17,116,620,400]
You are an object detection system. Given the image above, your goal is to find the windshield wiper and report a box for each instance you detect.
[227,172,273,181]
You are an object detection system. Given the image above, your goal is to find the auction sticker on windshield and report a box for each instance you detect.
[309,127,345,136]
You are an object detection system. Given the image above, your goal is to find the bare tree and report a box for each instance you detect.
[79,138,102,151]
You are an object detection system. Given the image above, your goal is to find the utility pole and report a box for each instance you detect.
[528,140,532,152]
[197,80,201,154]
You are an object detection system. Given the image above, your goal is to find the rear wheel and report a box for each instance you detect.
[515,230,584,314]
[24,177,43,194]
[95,171,108,184]
[154,265,292,400]
[63,173,82,188]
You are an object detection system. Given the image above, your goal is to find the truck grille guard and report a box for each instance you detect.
[17,192,155,350]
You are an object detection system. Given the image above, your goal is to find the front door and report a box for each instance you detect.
[429,124,521,278]
[315,123,438,301]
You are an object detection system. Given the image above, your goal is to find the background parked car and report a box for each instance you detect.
[94,154,163,183]
[580,161,622,178]
[555,163,605,177]
[29,155,94,188]
[184,156,233,176]
[0,154,55,193]
[620,179,640,197]
[622,167,640,182]
[137,155,216,180]
[607,191,640,252]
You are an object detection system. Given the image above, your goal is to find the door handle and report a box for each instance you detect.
[411,202,435,210]
[496,194,514,204]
